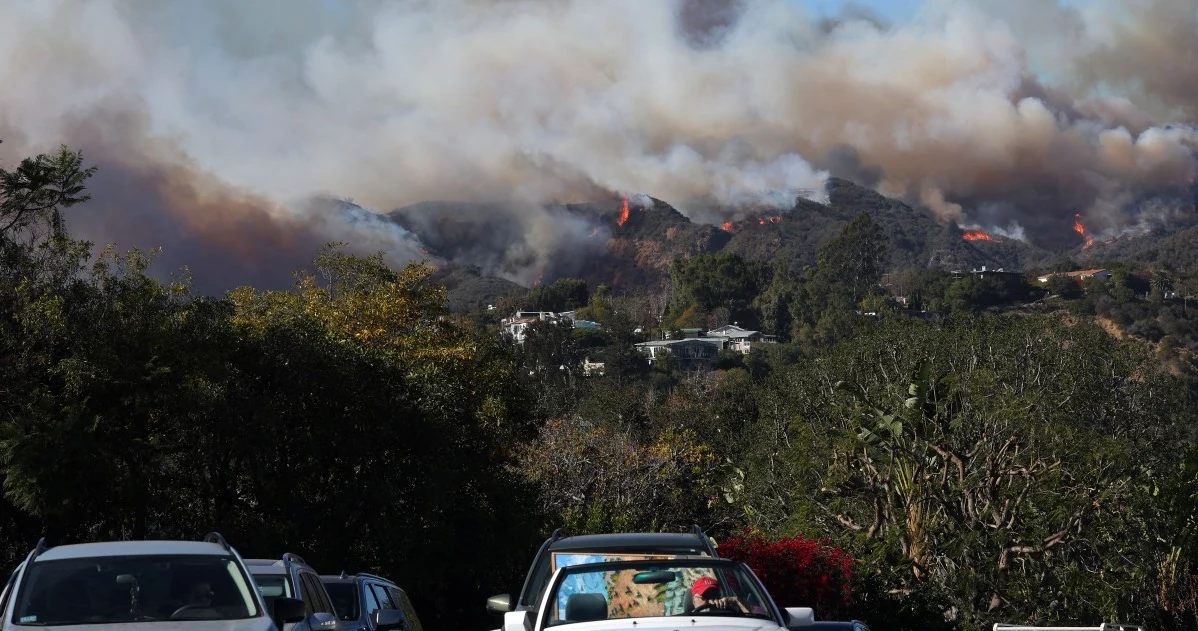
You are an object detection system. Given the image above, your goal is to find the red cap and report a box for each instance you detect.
[691,576,720,598]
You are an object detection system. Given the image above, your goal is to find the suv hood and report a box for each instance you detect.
[23,620,277,631]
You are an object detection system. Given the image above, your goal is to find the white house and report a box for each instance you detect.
[1036,269,1113,284]
[501,310,600,344]
[705,324,773,354]
[634,338,723,368]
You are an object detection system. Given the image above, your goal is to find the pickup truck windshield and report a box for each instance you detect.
[12,555,260,625]
[545,560,773,627]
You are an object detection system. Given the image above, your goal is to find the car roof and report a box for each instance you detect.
[319,574,395,585]
[547,532,709,551]
[810,622,865,629]
[243,559,291,574]
[557,556,737,570]
[34,541,231,562]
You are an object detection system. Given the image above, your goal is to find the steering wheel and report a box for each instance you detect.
[681,603,716,615]
[170,604,209,619]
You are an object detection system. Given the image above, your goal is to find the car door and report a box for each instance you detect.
[297,571,339,631]
[385,586,423,631]
[361,582,381,630]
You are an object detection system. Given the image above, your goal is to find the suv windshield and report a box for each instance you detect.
[546,561,773,627]
[11,555,260,626]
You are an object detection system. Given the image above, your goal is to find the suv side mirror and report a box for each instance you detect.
[372,609,406,631]
[783,607,815,627]
[486,594,513,614]
[273,597,307,625]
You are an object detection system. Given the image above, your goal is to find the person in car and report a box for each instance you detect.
[689,576,749,614]
[183,582,215,608]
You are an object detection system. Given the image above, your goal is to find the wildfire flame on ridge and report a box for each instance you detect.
[617,196,630,227]
[1073,213,1094,249]
[720,215,782,232]
[962,229,1000,242]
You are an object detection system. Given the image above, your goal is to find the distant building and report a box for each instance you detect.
[705,324,773,354]
[951,266,1025,280]
[1036,269,1113,284]
[582,358,606,377]
[634,338,722,370]
[634,324,778,368]
[500,309,597,344]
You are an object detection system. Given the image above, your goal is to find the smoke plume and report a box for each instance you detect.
[1,0,1197,290]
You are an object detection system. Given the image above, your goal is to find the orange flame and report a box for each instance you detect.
[617,196,630,227]
[722,215,781,231]
[962,229,999,242]
[1073,213,1094,249]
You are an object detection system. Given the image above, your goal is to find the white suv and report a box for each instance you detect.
[0,533,307,631]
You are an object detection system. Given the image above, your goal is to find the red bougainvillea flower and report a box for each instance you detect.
[719,531,855,618]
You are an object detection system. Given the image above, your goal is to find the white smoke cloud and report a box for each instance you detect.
[1,0,1196,289]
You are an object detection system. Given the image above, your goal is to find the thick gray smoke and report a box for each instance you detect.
[1,0,1196,290]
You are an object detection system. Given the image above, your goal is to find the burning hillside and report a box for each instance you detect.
[1074,214,1095,250]
[962,230,1000,243]
[720,215,783,232]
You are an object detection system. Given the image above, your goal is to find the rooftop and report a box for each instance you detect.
[636,338,725,347]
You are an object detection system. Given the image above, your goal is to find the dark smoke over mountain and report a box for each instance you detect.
[1,0,1196,291]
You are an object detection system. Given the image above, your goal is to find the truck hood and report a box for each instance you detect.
[514,618,786,631]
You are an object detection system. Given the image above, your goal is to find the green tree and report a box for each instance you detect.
[1046,274,1082,299]
[742,315,1196,630]
[792,213,889,348]
[0,142,95,241]
[526,277,589,312]
[667,251,764,330]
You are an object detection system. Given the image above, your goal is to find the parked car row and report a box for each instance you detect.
[484,525,870,631]
[0,533,422,631]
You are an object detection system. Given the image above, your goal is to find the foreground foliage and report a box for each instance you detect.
[3,144,1198,631]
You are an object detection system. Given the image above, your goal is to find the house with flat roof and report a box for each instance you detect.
[1036,269,1113,283]
[635,338,722,369]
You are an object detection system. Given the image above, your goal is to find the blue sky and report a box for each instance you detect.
[797,0,1093,25]
[799,0,918,23]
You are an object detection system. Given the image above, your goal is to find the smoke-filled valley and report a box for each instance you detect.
[3,0,1198,294]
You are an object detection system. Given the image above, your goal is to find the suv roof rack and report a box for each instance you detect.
[203,532,232,552]
[282,552,307,566]
[355,572,391,584]
[31,537,49,561]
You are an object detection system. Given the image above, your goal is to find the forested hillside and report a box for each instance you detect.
[4,145,1198,631]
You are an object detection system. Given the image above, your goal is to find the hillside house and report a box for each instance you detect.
[635,338,722,370]
[952,266,1026,281]
[582,358,606,377]
[705,324,773,354]
[1036,269,1113,283]
[501,309,595,344]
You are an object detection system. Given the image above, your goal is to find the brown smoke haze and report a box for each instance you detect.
[1,0,1196,290]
